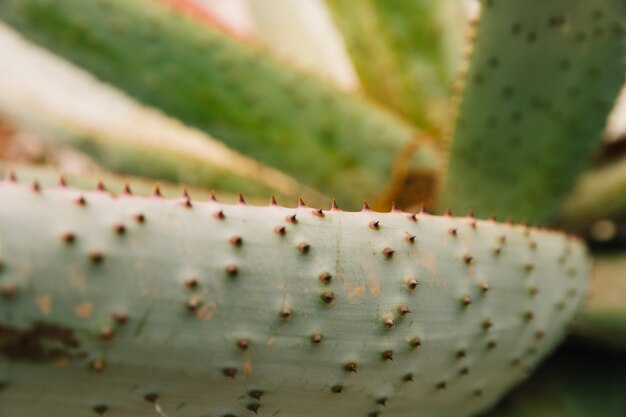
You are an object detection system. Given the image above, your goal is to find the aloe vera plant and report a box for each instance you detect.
[0,0,624,415]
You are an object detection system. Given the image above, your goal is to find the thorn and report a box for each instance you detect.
[100,327,114,341]
[331,384,343,393]
[286,213,297,224]
[461,295,471,307]
[225,264,239,277]
[492,246,502,255]
[238,193,246,205]
[249,390,264,400]
[229,235,243,247]
[403,373,414,382]
[312,208,324,217]
[320,291,335,304]
[222,367,237,378]
[344,362,357,373]
[460,367,470,375]
[480,281,490,293]
[456,349,467,358]
[186,297,201,311]
[182,187,190,199]
[297,242,310,253]
[487,340,497,350]
[436,381,447,390]
[112,224,126,235]
[419,205,428,214]
[470,220,477,229]
[409,336,422,348]
[75,195,87,206]
[376,397,387,406]
[523,311,534,322]
[298,197,306,207]
[7,171,16,182]
[184,278,198,289]
[213,209,225,220]
[182,196,192,208]
[405,233,416,243]
[247,403,260,414]
[123,182,132,195]
[134,213,146,223]
[31,181,41,193]
[524,262,535,272]
[236,338,250,351]
[209,190,217,202]
[489,213,497,221]
[407,277,419,290]
[319,272,332,284]
[448,228,458,236]
[444,207,452,216]
[89,251,104,264]
[369,220,380,230]
[331,199,340,210]
[382,247,394,259]
[61,231,76,244]
[528,286,539,296]
[382,350,394,361]
[152,184,162,197]
[397,304,410,316]
[390,201,399,212]
[96,179,106,192]
[112,311,128,325]
[58,175,67,187]
[279,306,292,319]
[311,333,323,344]
[362,200,370,211]
[270,195,278,206]
[274,225,286,236]
[482,318,493,330]
[463,254,474,265]
[383,316,395,329]
[144,393,159,403]
[407,213,417,222]
[467,209,475,218]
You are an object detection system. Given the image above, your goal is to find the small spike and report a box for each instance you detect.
[405,233,416,243]
[448,228,458,236]
[112,224,126,235]
[403,373,414,382]
[436,381,447,390]
[463,254,474,265]
[236,338,250,351]
[376,397,387,406]
[382,247,394,259]
[144,393,159,403]
[249,390,264,400]
[344,362,357,373]
[297,242,310,253]
[456,349,467,358]
[92,404,109,415]
[461,295,472,307]
[152,184,162,197]
[182,187,190,199]
[184,278,198,289]
[331,199,340,210]
[100,327,114,341]
[7,171,16,182]
[238,193,246,205]
[247,403,260,414]
[225,264,239,277]
[362,200,371,211]
[331,384,343,393]
[407,277,419,290]
[209,190,217,202]
[286,213,297,224]
[213,209,225,220]
[383,316,395,329]
[222,368,237,378]
[382,350,394,361]
[444,207,452,216]
[369,220,380,230]
[480,281,490,293]
[112,311,128,325]
[407,213,417,222]
[319,272,332,284]
[89,251,104,264]
[312,208,324,217]
[122,182,132,195]
[186,297,201,311]
[75,195,87,206]
[482,318,493,330]
[397,304,410,316]
[298,197,306,207]
[61,231,76,244]
[31,181,41,193]
[229,235,243,247]
[58,175,67,187]
[134,213,146,223]
[409,336,422,348]
[96,179,106,192]
[390,201,399,212]
[279,306,292,319]
[320,291,335,304]
[274,225,286,236]
[310,333,323,344]
[467,209,475,218]
[419,205,428,214]
[270,195,278,206]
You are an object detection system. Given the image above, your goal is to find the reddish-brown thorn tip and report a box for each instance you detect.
[419,205,428,214]
[152,184,162,197]
[331,199,340,211]
[100,327,114,341]
[182,187,190,199]
[410,336,422,348]
[229,235,243,247]
[238,193,246,205]
[31,181,41,193]
[7,171,16,182]
[312,208,324,217]
[144,393,159,403]
[225,264,239,277]
[362,200,371,211]
[319,272,332,284]
[407,213,417,222]
[298,242,310,253]
[397,304,410,316]
[403,373,414,382]
[134,213,145,223]
[369,220,380,230]
[405,233,416,243]
[89,251,104,264]
[390,201,399,212]
[463,254,474,265]
[376,397,387,406]
[279,306,292,319]
[274,225,286,236]
[489,214,497,221]
[184,277,198,289]
[123,182,132,195]
[186,297,201,311]
[483,318,493,330]
[382,350,394,361]
[112,312,128,325]
[407,277,419,290]
[208,190,217,202]
[298,197,306,207]
[344,362,357,373]
[331,384,343,393]
[213,209,225,220]
[461,295,471,307]
[311,333,323,344]
[270,195,278,206]
[75,195,86,206]
[467,209,475,218]
[480,282,490,293]
[58,175,67,187]
[286,213,297,224]
[383,316,395,329]
[321,291,335,304]
[92,405,108,415]
[444,207,452,216]
[448,228,458,237]
[112,224,126,235]
[97,179,106,192]
[382,247,394,259]
[61,231,76,244]
[237,338,250,351]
